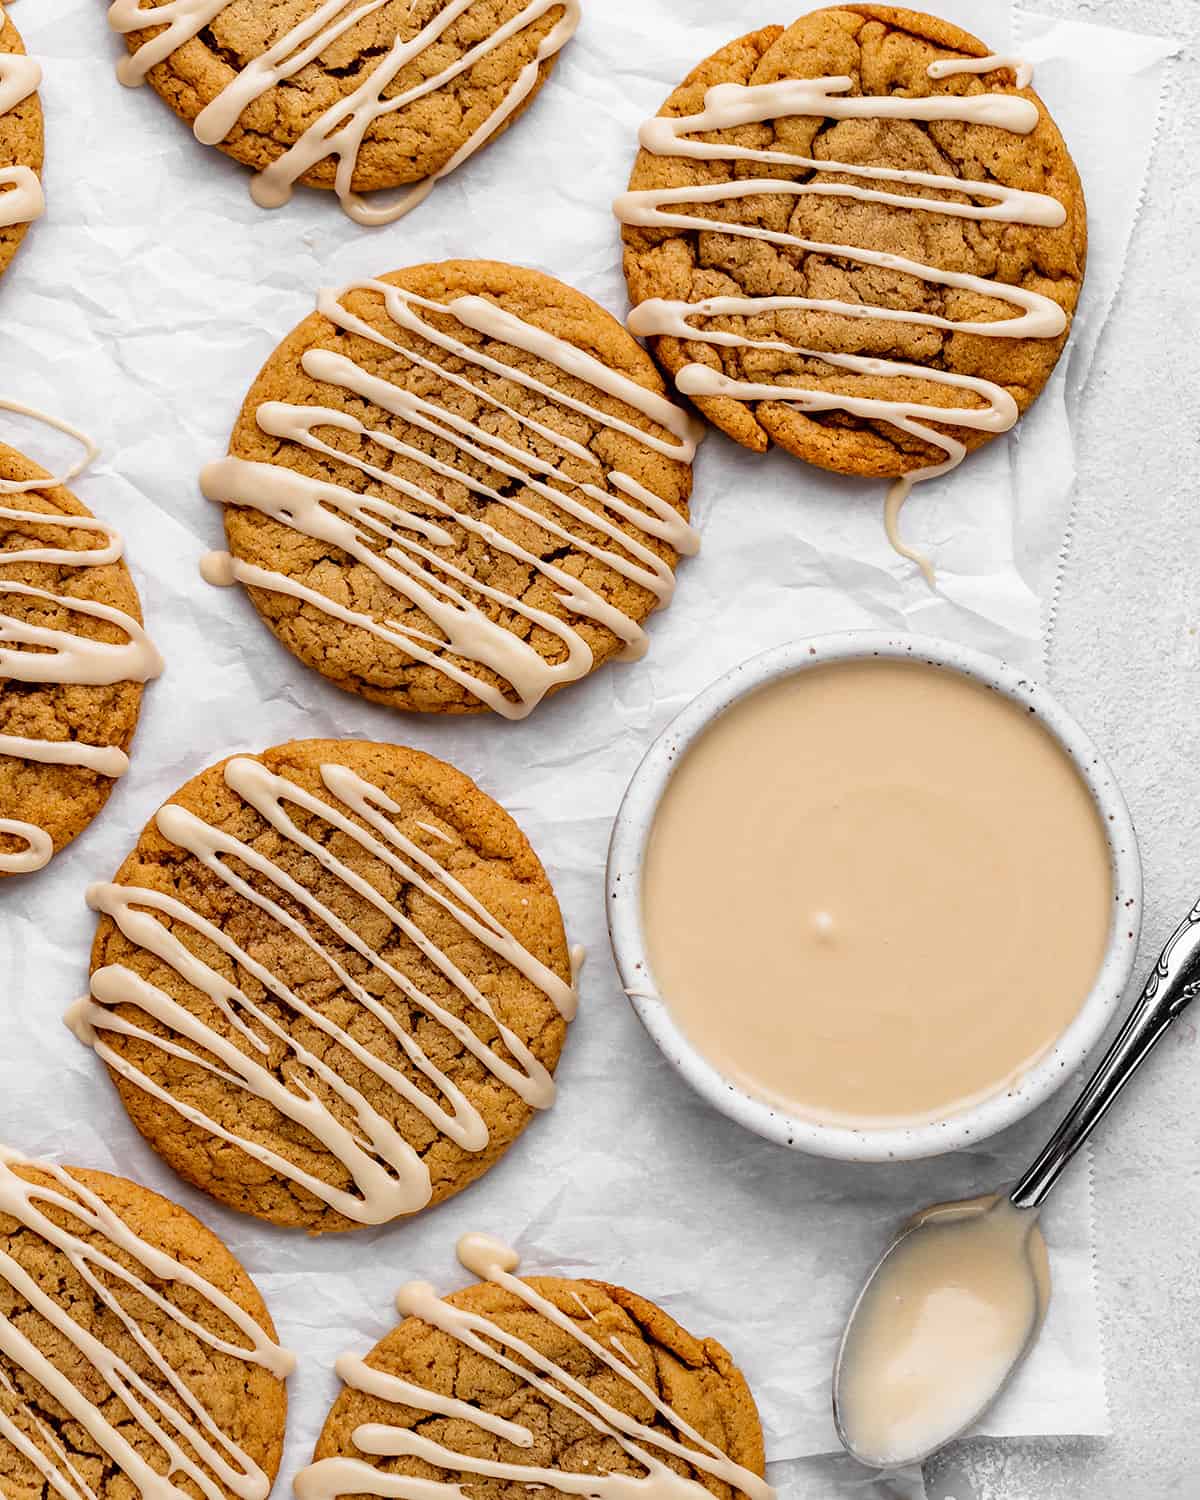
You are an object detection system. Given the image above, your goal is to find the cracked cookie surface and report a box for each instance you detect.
[0,12,43,281]
[620,5,1087,478]
[309,1273,767,1499]
[0,1159,287,1500]
[84,738,574,1233]
[0,444,152,876]
[109,0,572,201]
[208,259,696,717]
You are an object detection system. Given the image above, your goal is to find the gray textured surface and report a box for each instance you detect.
[928,1,1200,1496]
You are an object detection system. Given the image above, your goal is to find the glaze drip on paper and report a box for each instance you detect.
[202,278,700,719]
[293,1233,775,1500]
[68,753,578,1225]
[108,0,581,224]
[0,49,43,231]
[615,57,1065,579]
[0,413,163,874]
[0,1148,294,1500]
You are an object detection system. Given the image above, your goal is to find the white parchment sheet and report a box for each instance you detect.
[0,2,1178,1496]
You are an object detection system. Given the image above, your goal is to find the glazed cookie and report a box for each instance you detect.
[295,1233,770,1500]
[0,11,44,279]
[107,0,580,223]
[617,6,1087,563]
[201,260,700,718]
[72,739,577,1233]
[0,440,162,877]
[0,1148,291,1499]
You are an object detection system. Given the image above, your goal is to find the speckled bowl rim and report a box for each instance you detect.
[606,632,1143,1164]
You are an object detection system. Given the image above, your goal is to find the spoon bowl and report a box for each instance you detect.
[833,1193,1049,1469]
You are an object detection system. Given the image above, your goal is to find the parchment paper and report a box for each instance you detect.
[0,2,1176,1497]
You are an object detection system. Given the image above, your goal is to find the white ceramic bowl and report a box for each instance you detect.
[606,633,1143,1163]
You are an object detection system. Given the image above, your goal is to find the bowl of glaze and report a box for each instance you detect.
[606,633,1142,1163]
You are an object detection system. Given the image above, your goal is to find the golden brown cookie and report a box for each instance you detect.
[0,12,44,280]
[107,0,579,222]
[0,443,161,878]
[618,5,1087,482]
[201,259,699,718]
[0,1151,290,1499]
[297,1238,768,1500]
[76,738,576,1233]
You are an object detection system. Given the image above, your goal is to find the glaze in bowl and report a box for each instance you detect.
[606,633,1143,1163]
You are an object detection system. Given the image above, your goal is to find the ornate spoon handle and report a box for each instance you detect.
[1012,897,1200,1211]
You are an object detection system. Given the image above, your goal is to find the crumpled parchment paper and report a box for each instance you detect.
[0,2,1177,1497]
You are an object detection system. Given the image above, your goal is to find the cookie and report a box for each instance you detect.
[107,0,580,223]
[0,1148,291,1499]
[0,12,44,280]
[73,739,577,1233]
[201,259,700,718]
[0,440,162,877]
[295,1233,770,1500]
[617,6,1086,550]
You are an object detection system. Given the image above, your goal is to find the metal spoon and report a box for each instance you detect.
[833,893,1200,1471]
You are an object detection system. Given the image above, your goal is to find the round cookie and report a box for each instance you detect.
[76,739,577,1233]
[618,5,1087,481]
[107,0,579,222]
[0,443,162,877]
[0,1150,290,1499]
[0,12,44,280]
[297,1236,769,1500]
[201,259,700,718]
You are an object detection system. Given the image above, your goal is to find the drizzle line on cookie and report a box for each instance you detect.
[0,406,163,874]
[0,1148,295,1500]
[201,279,701,719]
[0,49,43,231]
[68,753,577,1225]
[615,62,1064,583]
[294,1233,776,1500]
[108,0,581,224]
